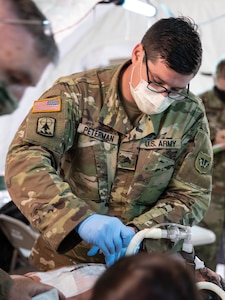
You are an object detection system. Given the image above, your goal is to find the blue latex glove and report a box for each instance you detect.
[76,214,135,266]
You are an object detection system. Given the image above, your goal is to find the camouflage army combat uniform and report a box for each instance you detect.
[195,88,225,270]
[0,269,13,299]
[0,80,18,116]
[5,61,213,271]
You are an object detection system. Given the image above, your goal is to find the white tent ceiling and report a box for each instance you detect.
[1,0,225,172]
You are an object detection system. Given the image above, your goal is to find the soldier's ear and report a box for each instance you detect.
[131,43,144,64]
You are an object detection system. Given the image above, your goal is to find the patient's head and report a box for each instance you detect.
[90,252,203,300]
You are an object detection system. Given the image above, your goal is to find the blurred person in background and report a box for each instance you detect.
[0,1,63,298]
[195,58,225,271]
[0,0,58,271]
[0,0,59,115]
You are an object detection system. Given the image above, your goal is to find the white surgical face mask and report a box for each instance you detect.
[129,65,174,115]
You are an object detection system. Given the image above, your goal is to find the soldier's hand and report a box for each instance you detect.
[76,214,135,266]
[9,275,66,300]
[214,129,225,146]
[195,267,225,290]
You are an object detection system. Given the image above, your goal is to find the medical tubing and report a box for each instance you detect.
[151,223,193,253]
[197,282,225,299]
[125,224,192,255]
[125,224,225,299]
[125,228,167,255]
[212,143,225,154]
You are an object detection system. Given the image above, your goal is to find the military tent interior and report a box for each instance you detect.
[0,0,225,277]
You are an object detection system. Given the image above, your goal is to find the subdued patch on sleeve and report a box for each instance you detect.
[195,151,211,174]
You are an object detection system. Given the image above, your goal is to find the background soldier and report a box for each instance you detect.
[195,58,225,270]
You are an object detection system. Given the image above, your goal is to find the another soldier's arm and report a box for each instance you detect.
[0,269,65,300]
[213,129,225,145]
[0,268,13,299]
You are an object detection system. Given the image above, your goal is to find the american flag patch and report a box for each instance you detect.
[32,97,61,113]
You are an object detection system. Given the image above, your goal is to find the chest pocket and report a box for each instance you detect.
[128,150,176,205]
[67,124,118,204]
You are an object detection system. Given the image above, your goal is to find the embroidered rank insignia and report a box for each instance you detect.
[195,151,211,174]
[37,117,56,137]
[32,96,61,113]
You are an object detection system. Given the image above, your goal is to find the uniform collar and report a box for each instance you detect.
[99,60,163,137]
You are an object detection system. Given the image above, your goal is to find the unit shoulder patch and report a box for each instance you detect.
[37,117,56,137]
[195,151,211,174]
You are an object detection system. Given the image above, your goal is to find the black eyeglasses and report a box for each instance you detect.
[0,18,53,36]
[144,52,189,100]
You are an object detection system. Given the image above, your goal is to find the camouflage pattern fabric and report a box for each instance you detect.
[5,61,213,271]
[0,268,13,299]
[195,89,225,270]
[0,80,18,116]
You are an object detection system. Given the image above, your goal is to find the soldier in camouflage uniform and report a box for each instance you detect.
[0,0,59,273]
[0,0,59,109]
[0,2,63,297]
[5,17,213,271]
[195,59,225,270]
